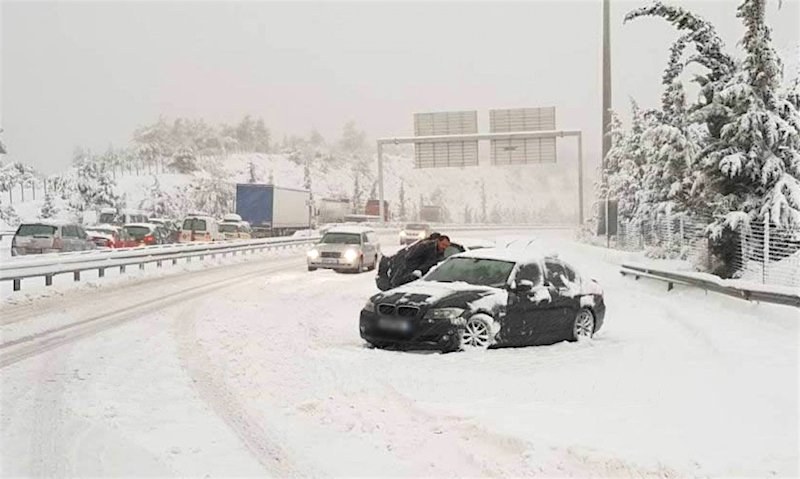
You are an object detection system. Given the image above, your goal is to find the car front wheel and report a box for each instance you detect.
[459,314,493,351]
[572,308,595,341]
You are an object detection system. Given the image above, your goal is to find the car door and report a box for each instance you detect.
[503,261,565,346]
[539,260,579,343]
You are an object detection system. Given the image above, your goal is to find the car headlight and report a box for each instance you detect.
[307,249,319,260]
[399,231,407,237]
[418,231,426,239]
[343,249,359,262]
[363,300,375,312]
[424,307,465,321]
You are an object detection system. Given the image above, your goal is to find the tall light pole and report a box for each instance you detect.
[601,0,612,168]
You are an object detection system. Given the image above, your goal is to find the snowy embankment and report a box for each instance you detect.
[1,229,796,477]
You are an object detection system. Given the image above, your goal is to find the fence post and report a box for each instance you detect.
[763,213,770,284]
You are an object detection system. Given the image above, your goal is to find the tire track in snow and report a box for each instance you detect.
[172,281,307,478]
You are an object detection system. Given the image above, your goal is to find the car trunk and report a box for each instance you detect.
[13,225,58,254]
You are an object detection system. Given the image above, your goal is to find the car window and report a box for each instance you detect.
[16,224,57,237]
[443,244,466,259]
[425,257,515,287]
[321,233,360,244]
[183,218,208,231]
[98,212,117,224]
[516,262,543,286]
[125,226,152,239]
[63,225,78,238]
[561,262,579,284]
[545,260,568,289]
[362,233,369,244]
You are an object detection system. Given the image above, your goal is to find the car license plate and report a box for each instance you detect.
[322,258,338,264]
[378,318,411,333]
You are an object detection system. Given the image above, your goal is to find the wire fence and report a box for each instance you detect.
[597,210,800,289]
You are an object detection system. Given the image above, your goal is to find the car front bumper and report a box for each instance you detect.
[308,257,361,270]
[359,310,461,351]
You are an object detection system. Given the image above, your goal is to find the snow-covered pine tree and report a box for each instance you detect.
[139,176,175,218]
[191,169,234,218]
[39,191,58,219]
[693,0,800,232]
[68,158,121,219]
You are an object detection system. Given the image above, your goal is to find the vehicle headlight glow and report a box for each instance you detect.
[424,307,465,321]
[343,249,359,262]
[363,300,375,312]
[418,231,426,239]
[307,249,320,260]
[399,231,407,237]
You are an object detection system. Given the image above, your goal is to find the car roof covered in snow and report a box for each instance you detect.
[123,222,159,229]
[325,226,374,234]
[454,246,555,264]
[87,223,122,231]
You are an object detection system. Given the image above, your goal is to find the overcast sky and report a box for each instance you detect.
[1,0,798,174]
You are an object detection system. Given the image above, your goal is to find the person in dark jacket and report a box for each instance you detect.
[388,235,450,289]
[376,233,448,291]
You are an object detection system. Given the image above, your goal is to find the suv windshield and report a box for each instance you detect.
[405,224,428,230]
[16,224,57,237]
[425,257,515,287]
[321,233,361,244]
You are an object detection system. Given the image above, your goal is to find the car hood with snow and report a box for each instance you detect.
[369,280,507,314]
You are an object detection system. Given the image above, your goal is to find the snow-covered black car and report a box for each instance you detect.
[360,248,605,352]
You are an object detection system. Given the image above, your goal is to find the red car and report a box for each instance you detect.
[86,224,138,249]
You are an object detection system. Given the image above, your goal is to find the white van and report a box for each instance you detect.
[98,208,149,226]
[179,215,221,242]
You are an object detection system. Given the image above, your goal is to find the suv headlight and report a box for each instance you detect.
[399,231,407,237]
[424,307,465,321]
[343,249,359,262]
[307,249,319,259]
[363,300,376,312]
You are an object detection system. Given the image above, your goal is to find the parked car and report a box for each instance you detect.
[360,247,605,352]
[123,223,164,246]
[179,215,221,242]
[147,217,180,243]
[399,223,431,245]
[11,221,96,256]
[86,224,138,249]
[219,221,252,240]
[307,226,381,273]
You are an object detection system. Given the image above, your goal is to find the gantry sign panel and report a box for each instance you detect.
[413,111,478,168]
[490,107,557,165]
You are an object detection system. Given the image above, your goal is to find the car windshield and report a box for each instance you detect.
[183,218,207,231]
[321,233,360,244]
[219,224,239,233]
[404,224,428,230]
[125,226,151,239]
[16,224,57,237]
[425,257,515,287]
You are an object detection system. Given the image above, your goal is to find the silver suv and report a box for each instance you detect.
[307,227,381,273]
[11,222,96,256]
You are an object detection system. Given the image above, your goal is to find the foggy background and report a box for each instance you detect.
[1,0,798,176]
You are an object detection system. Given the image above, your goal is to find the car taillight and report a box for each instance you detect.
[144,235,155,244]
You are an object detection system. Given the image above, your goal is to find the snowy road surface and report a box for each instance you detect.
[1,229,797,477]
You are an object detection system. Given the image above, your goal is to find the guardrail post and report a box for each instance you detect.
[98,268,105,278]
[157,261,162,268]
[45,275,53,287]
[172,258,178,265]
[13,279,21,291]
[120,265,126,273]
[139,263,145,271]
[73,271,81,282]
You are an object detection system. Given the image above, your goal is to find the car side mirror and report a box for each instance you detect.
[516,279,534,293]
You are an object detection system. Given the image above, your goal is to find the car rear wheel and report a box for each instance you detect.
[459,314,493,351]
[307,266,317,272]
[572,308,595,341]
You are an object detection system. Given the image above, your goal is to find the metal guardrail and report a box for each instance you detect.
[1,236,321,292]
[620,263,800,308]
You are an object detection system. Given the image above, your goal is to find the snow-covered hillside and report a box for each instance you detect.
[1,153,578,230]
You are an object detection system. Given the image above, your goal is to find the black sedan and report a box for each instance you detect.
[360,248,605,352]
